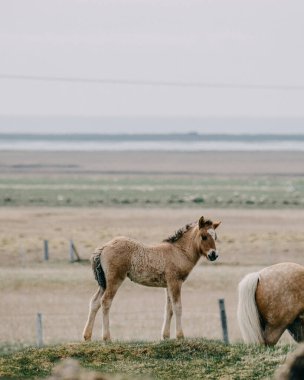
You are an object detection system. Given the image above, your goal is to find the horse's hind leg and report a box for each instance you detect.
[263,324,286,346]
[101,277,124,341]
[287,316,304,342]
[161,289,173,339]
[83,287,104,341]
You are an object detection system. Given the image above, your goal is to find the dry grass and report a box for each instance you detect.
[1,208,304,345]
[0,339,294,380]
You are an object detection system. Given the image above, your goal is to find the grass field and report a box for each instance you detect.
[1,208,304,346]
[0,176,304,208]
[0,150,303,379]
[0,339,295,379]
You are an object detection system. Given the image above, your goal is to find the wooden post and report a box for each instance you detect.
[43,240,49,261]
[36,313,43,347]
[218,298,229,344]
[69,240,74,262]
[69,240,81,262]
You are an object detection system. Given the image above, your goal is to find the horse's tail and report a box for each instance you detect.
[237,271,264,344]
[91,250,107,289]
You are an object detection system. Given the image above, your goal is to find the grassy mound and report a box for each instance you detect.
[0,339,294,380]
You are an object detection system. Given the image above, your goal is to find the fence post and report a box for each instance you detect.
[69,240,74,262]
[218,298,229,344]
[43,240,49,261]
[36,313,44,347]
[69,240,81,262]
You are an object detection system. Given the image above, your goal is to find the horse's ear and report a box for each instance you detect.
[213,221,221,229]
[198,216,205,229]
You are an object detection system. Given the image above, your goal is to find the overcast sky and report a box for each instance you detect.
[0,0,304,133]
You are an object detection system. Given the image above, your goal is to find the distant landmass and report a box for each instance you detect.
[0,116,303,151]
[0,116,303,135]
[1,132,304,142]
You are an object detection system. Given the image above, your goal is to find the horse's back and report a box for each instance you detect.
[97,236,144,274]
[98,236,168,286]
[101,236,144,254]
[256,262,304,327]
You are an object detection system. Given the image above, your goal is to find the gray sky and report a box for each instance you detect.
[0,0,304,131]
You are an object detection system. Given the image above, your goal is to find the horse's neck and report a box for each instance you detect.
[174,230,200,266]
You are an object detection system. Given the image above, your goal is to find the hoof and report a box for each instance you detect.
[162,334,170,340]
[83,333,92,341]
[176,333,184,340]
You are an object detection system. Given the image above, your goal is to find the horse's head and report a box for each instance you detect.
[196,216,221,261]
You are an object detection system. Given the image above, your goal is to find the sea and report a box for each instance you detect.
[0,133,304,151]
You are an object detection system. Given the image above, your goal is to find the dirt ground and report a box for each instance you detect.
[1,207,304,345]
[1,150,304,176]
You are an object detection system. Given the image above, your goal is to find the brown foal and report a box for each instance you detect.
[83,216,221,341]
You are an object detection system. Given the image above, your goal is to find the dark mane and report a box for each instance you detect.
[163,222,197,243]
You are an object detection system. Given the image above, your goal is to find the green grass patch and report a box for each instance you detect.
[0,339,294,379]
[0,176,303,209]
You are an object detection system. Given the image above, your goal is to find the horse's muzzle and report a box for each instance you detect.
[208,250,218,261]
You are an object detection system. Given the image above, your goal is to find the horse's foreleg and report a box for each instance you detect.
[101,278,124,341]
[167,280,184,339]
[161,289,173,339]
[83,287,104,341]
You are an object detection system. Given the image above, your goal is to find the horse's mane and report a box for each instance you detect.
[163,222,197,243]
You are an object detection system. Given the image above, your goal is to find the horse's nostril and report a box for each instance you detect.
[208,251,218,261]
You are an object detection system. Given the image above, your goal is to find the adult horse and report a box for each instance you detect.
[238,262,304,345]
[83,216,221,341]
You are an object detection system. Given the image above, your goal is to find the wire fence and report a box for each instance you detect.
[0,302,229,347]
[1,239,246,346]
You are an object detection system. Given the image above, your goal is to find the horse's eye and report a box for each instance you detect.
[201,235,208,241]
